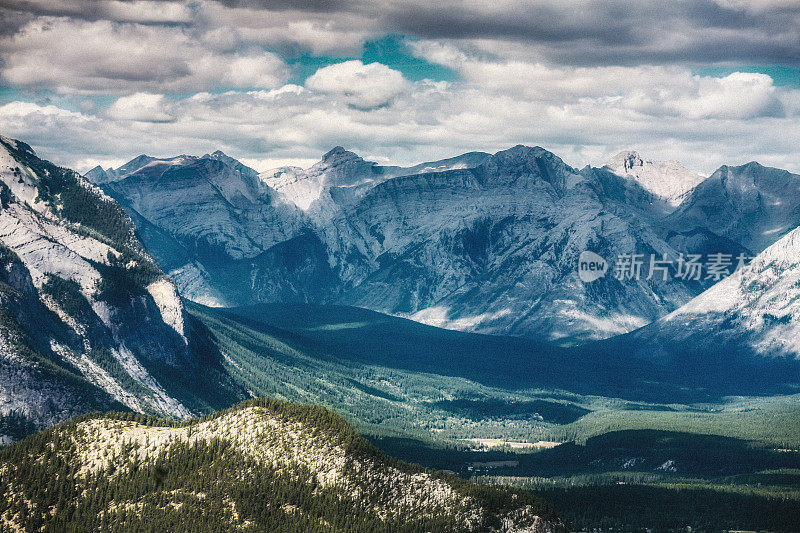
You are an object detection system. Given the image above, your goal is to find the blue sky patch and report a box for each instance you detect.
[288,35,457,84]
[696,65,800,87]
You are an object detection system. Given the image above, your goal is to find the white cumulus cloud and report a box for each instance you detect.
[305,60,408,108]
[107,93,175,122]
[671,72,784,119]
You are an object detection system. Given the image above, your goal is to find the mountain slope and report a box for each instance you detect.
[663,162,800,255]
[636,225,800,358]
[0,398,565,532]
[576,225,800,394]
[95,145,704,344]
[0,135,242,436]
[99,152,313,307]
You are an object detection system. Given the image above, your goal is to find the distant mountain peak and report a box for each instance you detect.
[126,154,153,165]
[499,144,549,156]
[603,150,704,207]
[320,146,363,165]
[324,145,348,156]
[201,150,231,161]
[609,150,644,172]
[198,150,260,178]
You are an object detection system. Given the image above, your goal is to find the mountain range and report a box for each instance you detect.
[88,143,800,345]
[5,133,800,440]
[89,145,751,345]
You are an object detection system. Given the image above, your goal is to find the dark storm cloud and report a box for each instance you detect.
[0,0,798,68]
[0,7,36,36]
[381,0,800,66]
[385,3,640,45]
[210,0,355,13]
[0,0,192,25]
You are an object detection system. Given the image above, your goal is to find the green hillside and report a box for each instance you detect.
[0,398,563,532]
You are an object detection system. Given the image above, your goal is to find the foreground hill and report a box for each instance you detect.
[0,398,565,533]
[0,135,242,439]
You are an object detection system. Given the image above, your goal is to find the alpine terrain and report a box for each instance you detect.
[663,161,800,256]
[601,224,800,374]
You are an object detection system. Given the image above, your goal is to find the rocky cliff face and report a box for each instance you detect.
[0,135,238,437]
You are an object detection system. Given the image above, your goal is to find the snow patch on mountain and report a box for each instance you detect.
[408,306,513,330]
[262,165,324,210]
[167,262,228,307]
[557,306,649,339]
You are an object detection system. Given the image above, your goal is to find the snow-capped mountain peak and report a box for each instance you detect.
[607,223,800,385]
[261,147,382,210]
[201,150,260,179]
[603,150,705,207]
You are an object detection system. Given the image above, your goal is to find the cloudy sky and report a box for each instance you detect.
[0,0,798,174]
